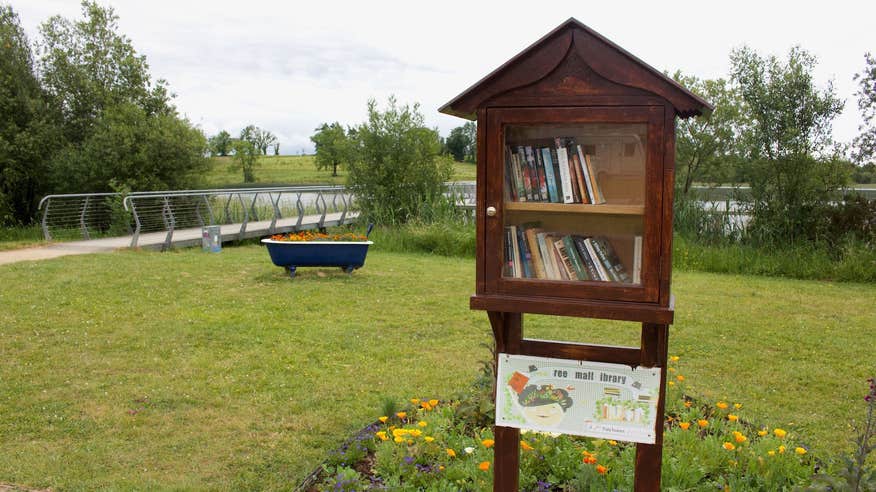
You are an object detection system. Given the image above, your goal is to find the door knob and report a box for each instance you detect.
[486,206,497,217]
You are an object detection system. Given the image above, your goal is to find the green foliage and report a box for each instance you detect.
[730,46,848,244]
[368,220,476,258]
[672,71,746,194]
[347,96,452,225]
[853,53,876,165]
[311,122,351,177]
[444,122,476,163]
[208,130,232,157]
[0,5,60,225]
[232,139,259,183]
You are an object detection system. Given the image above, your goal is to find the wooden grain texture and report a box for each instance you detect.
[520,338,640,366]
[471,294,674,324]
[488,312,523,492]
[503,202,645,215]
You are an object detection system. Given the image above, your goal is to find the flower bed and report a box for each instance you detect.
[262,231,372,278]
[304,357,825,491]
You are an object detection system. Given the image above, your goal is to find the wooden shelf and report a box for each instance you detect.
[504,202,644,215]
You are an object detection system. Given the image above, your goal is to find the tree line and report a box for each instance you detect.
[0,2,209,226]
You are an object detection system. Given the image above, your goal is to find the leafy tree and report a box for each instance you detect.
[273,142,280,156]
[311,122,350,177]
[730,46,847,243]
[672,72,746,195]
[232,139,258,183]
[347,97,452,224]
[239,125,276,155]
[0,5,60,224]
[208,130,232,157]
[853,53,876,165]
[445,122,477,162]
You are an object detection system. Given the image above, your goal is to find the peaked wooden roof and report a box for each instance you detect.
[439,18,712,120]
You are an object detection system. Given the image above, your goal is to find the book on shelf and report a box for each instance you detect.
[504,140,604,205]
[503,227,640,284]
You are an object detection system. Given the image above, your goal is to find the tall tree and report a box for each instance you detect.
[853,53,876,165]
[672,72,746,195]
[445,121,477,163]
[0,5,60,224]
[311,122,349,177]
[208,130,232,157]
[730,46,847,243]
[232,139,258,183]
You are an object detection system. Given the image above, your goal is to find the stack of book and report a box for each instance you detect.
[504,138,604,204]
[504,223,641,284]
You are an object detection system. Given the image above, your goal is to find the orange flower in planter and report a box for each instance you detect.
[479,461,491,471]
[596,465,607,475]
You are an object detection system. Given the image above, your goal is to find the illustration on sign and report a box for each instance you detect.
[496,353,661,444]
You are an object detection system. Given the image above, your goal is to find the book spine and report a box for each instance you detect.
[516,227,533,278]
[533,147,548,202]
[504,146,516,201]
[584,154,605,204]
[576,145,595,203]
[524,227,546,279]
[549,235,570,280]
[503,226,514,277]
[633,235,642,284]
[571,236,602,281]
[512,152,526,202]
[553,238,577,281]
[540,148,559,203]
[535,233,554,279]
[583,238,611,281]
[597,237,631,283]
[562,235,590,281]
[509,225,520,277]
[588,237,620,282]
[570,153,589,204]
[554,139,574,203]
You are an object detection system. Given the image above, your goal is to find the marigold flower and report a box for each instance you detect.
[778,445,786,454]
[482,439,495,448]
[795,447,807,455]
[668,381,675,387]
[758,429,768,437]
[479,461,491,471]
[418,421,428,428]
[679,422,691,430]
[520,441,534,451]
[429,399,439,407]
[734,433,747,444]
[668,367,676,373]
[723,442,736,451]
[420,402,433,411]
[410,398,420,405]
[774,428,787,438]
[596,464,608,475]
[767,450,775,456]
[676,375,685,382]
[670,355,680,362]
[716,401,729,410]
[698,419,709,428]
[394,436,404,443]
[583,455,597,465]
[392,429,408,438]
[410,430,423,438]
[424,436,435,443]
[684,401,692,408]
[608,440,617,446]
[396,412,407,419]
[438,465,445,471]
[376,431,388,441]
[734,403,743,409]
[378,416,388,423]
[446,448,456,458]
[728,414,739,422]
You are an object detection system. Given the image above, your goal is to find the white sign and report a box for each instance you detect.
[496,353,661,444]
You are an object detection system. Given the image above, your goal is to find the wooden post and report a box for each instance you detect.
[633,322,669,491]
[489,311,522,492]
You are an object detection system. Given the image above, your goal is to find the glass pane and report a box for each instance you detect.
[501,123,645,285]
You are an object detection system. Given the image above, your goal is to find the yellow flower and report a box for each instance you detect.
[668,367,676,373]
[608,440,618,446]
[438,465,445,471]
[396,412,407,419]
[424,436,435,443]
[734,403,743,409]
[668,381,676,387]
[774,428,787,438]
[723,442,736,451]
[446,448,456,458]
[758,429,768,437]
[392,429,408,438]
[676,375,685,382]
[795,447,807,455]
[670,355,680,362]
[482,439,495,448]
[520,441,534,451]
[596,464,607,475]
[779,445,786,454]
[375,431,388,441]
[767,450,776,456]
[378,416,388,423]
[716,401,729,410]
[479,461,491,471]
[409,430,422,438]
[728,414,739,422]
[429,399,439,407]
[734,433,747,444]
[420,402,433,411]
[410,398,420,405]
[418,421,428,428]
[679,422,691,430]
[684,401,692,408]
[394,436,404,443]
[698,419,709,428]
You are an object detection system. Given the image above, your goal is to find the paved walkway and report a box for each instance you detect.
[0,211,357,266]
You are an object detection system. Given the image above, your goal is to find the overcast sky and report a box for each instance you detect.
[14,0,876,155]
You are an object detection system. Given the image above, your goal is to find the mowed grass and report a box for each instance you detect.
[0,247,874,489]
[201,155,476,188]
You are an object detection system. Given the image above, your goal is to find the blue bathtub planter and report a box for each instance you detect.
[261,226,374,278]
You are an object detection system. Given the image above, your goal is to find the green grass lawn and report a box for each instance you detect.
[202,155,476,188]
[0,247,873,489]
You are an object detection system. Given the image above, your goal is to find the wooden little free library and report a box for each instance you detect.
[439,18,711,491]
